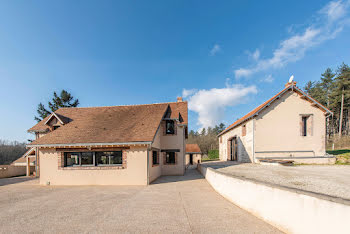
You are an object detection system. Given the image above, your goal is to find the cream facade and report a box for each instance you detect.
[28,100,188,185]
[219,82,332,164]
[36,119,186,185]
[185,153,201,169]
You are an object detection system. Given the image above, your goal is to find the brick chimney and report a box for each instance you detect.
[285,81,297,88]
[177,97,183,102]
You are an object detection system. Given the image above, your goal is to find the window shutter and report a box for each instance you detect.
[299,116,303,136]
[175,152,177,164]
[307,115,313,136]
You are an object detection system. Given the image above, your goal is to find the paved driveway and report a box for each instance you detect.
[0,170,281,233]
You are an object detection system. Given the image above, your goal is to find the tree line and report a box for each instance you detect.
[0,140,27,165]
[186,123,226,155]
[304,63,350,137]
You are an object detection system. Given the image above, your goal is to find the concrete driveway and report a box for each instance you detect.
[0,169,281,233]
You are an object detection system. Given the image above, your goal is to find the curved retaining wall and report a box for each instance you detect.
[198,164,350,234]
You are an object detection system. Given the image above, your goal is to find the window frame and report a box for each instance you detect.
[152,151,159,166]
[302,116,308,136]
[165,120,175,135]
[64,151,123,167]
[165,152,176,164]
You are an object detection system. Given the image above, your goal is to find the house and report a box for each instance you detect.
[185,144,202,168]
[217,81,335,164]
[27,97,188,185]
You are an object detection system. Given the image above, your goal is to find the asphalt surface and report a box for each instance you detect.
[0,169,281,233]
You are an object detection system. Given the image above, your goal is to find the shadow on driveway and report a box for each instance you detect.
[0,176,38,186]
[151,168,203,184]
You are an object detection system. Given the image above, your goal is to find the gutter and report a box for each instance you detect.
[27,141,153,148]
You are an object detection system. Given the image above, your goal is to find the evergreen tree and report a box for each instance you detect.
[35,90,79,122]
[320,68,335,108]
[332,63,350,136]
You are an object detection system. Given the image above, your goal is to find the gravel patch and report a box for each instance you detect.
[203,162,350,200]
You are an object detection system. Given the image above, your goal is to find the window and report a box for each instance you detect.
[53,126,60,130]
[64,151,123,167]
[65,153,80,167]
[96,151,122,166]
[302,116,308,136]
[81,152,93,166]
[166,120,175,134]
[152,151,159,165]
[166,152,176,164]
[242,125,246,136]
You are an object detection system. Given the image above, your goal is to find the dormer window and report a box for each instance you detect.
[166,120,175,134]
[53,126,60,130]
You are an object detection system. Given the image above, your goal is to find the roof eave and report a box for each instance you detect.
[27,141,153,148]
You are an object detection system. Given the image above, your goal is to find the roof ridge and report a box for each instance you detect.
[59,101,188,110]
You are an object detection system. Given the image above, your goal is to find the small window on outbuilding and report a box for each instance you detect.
[242,124,246,136]
[300,115,313,136]
[166,120,175,134]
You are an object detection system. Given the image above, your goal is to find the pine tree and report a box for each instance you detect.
[320,68,335,108]
[331,63,350,136]
[35,90,79,122]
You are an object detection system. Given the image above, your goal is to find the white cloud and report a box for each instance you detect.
[261,74,274,83]
[234,0,350,78]
[210,44,221,56]
[184,83,257,128]
[321,0,348,22]
[182,89,197,98]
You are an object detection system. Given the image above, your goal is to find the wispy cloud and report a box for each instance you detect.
[261,74,274,83]
[209,44,221,56]
[235,0,350,78]
[182,89,197,98]
[183,83,257,128]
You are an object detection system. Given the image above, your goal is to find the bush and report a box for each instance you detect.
[208,149,219,159]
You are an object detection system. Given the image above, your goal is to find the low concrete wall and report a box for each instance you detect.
[0,165,34,178]
[198,164,350,234]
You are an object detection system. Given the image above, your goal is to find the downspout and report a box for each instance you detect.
[147,146,150,185]
[253,119,256,163]
[35,147,38,177]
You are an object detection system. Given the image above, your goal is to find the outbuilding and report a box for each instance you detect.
[218,81,334,164]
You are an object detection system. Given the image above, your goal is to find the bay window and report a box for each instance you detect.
[64,151,123,167]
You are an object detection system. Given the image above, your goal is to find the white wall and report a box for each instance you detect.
[219,119,254,162]
[198,165,350,234]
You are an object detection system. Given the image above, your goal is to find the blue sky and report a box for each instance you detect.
[0,0,350,142]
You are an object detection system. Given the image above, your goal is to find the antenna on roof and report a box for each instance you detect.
[289,75,294,83]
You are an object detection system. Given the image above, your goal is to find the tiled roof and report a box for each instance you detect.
[28,101,188,146]
[186,144,201,153]
[218,84,332,136]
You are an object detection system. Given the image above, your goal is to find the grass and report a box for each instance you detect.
[202,149,219,162]
[327,149,350,165]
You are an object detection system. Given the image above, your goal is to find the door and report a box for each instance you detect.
[190,154,193,165]
[230,137,238,161]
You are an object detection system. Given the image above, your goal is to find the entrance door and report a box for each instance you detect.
[190,154,193,165]
[230,137,238,161]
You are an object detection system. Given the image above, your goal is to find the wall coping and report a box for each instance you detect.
[200,164,350,206]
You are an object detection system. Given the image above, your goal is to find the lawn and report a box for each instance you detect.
[326,149,350,165]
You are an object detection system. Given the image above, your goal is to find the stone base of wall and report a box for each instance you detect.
[198,164,350,234]
[257,156,336,164]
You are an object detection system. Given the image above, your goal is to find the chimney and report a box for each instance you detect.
[285,81,297,88]
[177,97,183,102]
